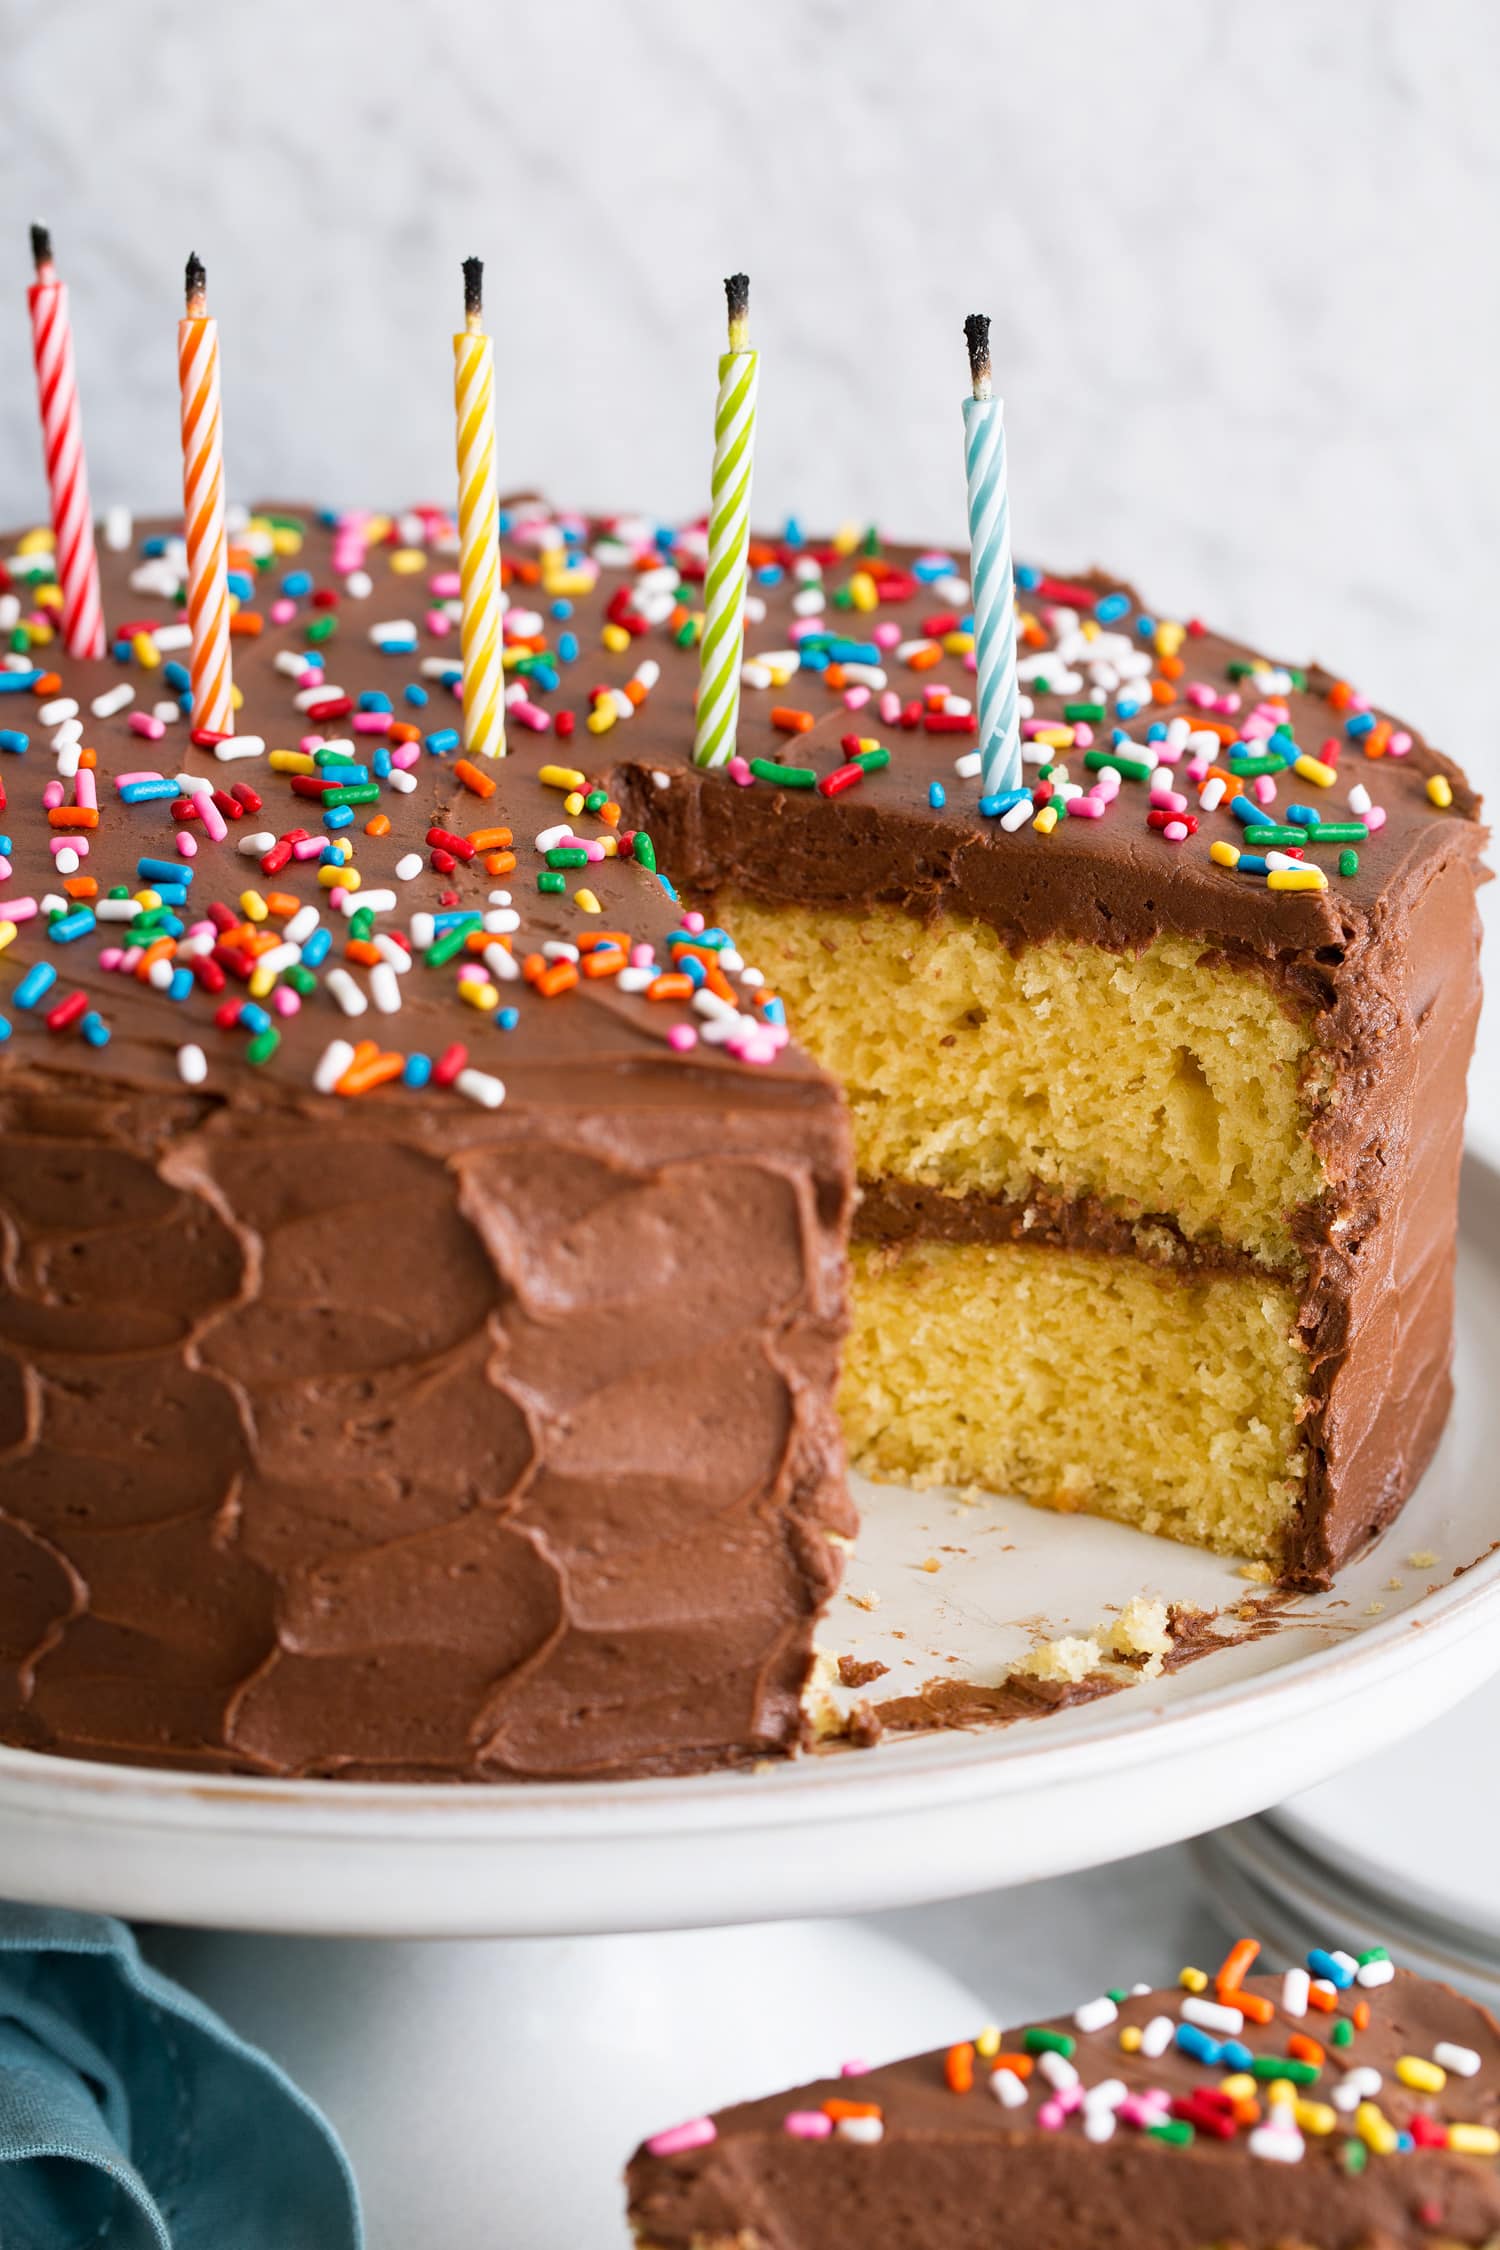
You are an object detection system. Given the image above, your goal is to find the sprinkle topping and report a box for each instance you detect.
[0,502,1468,1083]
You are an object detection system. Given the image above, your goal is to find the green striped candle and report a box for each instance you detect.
[692,273,760,769]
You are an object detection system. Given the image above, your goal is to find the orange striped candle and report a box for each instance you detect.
[453,257,505,758]
[177,253,234,736]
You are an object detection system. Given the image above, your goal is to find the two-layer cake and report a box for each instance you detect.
[0,502,1484,1777]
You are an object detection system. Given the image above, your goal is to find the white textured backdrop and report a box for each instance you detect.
[1,0,1496,1114]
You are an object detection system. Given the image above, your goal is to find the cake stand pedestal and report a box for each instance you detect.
[144,1918,983,2250]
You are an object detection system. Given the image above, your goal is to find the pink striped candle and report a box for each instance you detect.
[27,224,105,660]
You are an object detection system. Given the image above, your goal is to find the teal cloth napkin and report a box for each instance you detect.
[0,1902,362,2249]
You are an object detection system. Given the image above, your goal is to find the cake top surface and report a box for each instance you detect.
[0,499,1482,1114]
[629,1946,1500,2247]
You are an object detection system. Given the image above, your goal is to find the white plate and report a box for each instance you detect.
[1,1161,1497,1941]
[1261,1668,1500,1951]
[1190,1817,1500,2013]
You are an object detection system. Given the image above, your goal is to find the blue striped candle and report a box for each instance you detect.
[962,314,1021,798]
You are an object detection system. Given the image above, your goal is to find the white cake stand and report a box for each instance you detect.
[4,1161,1498,2248]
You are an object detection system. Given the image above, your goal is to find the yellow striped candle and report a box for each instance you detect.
[453,257,505,759]
[177,253,234,735]
[692,272,760,769]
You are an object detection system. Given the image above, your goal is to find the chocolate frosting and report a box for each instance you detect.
[0,503,1484,1776]
[628,1966,1500,2249]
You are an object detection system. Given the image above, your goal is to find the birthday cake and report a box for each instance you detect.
[626,1942,1500,2249]
[0,497,1484,1780]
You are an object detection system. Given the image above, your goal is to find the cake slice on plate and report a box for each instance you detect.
[628,1942,1500,2247]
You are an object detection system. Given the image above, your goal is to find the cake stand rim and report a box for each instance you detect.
[1,1517,1496,1827]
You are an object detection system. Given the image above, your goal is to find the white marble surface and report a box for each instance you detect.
[4,0,1495,1127]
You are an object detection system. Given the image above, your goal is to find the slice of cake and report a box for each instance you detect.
[628,1944,1500,2248]
[0,499,1483,1779]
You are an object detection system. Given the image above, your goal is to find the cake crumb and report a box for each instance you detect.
[1364,1600,1386,1616]
[1386,1576,1404,1592]
[1102,1596,1174,1678]
[1407,1549,1438,1569]
[1018,1633,1103,1685]
[846,1588,881,1612]
[837,1655,890,1689]
[1236,1561,1276,1583]
[918,1555,942,1573]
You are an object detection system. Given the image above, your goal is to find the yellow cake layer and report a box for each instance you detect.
[842,1238,1307,1561]
[723,897,1327,1268]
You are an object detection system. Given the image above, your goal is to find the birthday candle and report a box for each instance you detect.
[693,273,760,770]
[962,314,1021,798]
[27,224,105,661]
[453,257,505,759]
[177,254,234,735]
